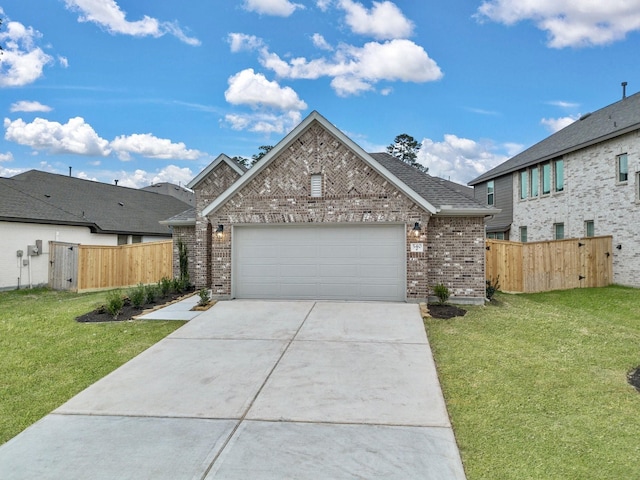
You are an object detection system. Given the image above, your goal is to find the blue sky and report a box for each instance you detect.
[1,0,640,187]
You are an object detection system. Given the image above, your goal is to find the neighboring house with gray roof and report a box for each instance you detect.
[469,90,640,287]
[0,171,191,290]
[163,111,497,304]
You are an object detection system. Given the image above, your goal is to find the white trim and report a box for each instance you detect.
[202,111,439,217]
[187,154,245,190]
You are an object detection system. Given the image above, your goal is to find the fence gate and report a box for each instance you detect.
[49,242,79,291]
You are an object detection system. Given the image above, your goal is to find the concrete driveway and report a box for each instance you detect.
[0,300,466,479]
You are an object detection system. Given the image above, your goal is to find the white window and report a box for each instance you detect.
[554,159,564,192]
[520,226,527,243]
[554,223,564,240]
[617,154,628,183]
[585,221,595,238]
[520,171,528,199]
[487,180,495,205]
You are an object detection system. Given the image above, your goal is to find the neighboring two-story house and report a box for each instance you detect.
[469,90,640,287]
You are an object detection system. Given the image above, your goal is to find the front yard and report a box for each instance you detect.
[0,288,184,445]
[426,285,640,479]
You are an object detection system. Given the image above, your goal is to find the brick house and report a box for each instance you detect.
[469,90,640,287]
[163,111,497,304]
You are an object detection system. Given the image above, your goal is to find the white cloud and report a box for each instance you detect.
[0,152,14,162]
[63,0,200,45]
[243,0,304,17]
[228,33,265,52]
[110,133,204,161]
[338,0,414,39]
[0,165,25,177]
[312,33,333,51]
[0,20,54,87]
[224,111,303,135]
[476,0,640,48]
[261,39,442,96]
[316,0,332,11]
[113,165,195,189]
[541,115,579,133]
[10,101,53,113]
[4,117,111,156]
[547,100,580,108]
[417,134,515,184]
[225,68,308,110]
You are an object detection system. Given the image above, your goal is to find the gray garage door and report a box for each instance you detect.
[233,224,406,301]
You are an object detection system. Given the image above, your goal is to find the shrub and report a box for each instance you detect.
[105,290,124,319]
[433,283,450,305]
[198,288,211,307]
[172,276,189,294]
[128,284,146,308]
[158,276,172,297]
[486,276,501,301]
[145,284,158,304]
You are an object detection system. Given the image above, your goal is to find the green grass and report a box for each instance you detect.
[425,285,640,479]
[0,288,184,445]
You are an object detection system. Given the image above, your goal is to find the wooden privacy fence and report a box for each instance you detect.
[49,240,172,292]
[486,236,613,293]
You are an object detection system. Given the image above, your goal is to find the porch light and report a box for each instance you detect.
[215,224,224,237]
[412,222,421,237]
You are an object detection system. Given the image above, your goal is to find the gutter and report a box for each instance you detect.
[435,207,502,217]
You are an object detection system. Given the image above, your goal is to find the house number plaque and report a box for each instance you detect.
[410,243,424,253]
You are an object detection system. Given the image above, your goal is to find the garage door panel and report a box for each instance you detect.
[234,225,406,301]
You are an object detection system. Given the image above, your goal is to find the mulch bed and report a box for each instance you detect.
[427,303,467,319]
[76,291,194,323]
[628,366,640,392]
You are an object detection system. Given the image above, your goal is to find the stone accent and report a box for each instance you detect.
[202,121,486,301]
[427,216,486,299]
[512,130,640,287]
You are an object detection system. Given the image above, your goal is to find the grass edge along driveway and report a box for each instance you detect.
[425,285,640,480]
[0,288,184,445]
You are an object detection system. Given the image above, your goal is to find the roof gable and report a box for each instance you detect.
[187,154,246,190]
[202,111,439,217]
[470,90,640,185]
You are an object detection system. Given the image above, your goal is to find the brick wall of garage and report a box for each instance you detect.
[203,122,485,301]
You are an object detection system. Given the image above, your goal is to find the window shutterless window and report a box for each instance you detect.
[554,223,564,240]
[585,220,594,238]
[542,163,551,194]
[520,171,528,199]
[530,166,539,197]
[487,180,495,205]
[520,226,527,243]
[554,159,564,192]
[617,154,628,182]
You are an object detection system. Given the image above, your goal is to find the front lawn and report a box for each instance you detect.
[0,288,184,445]
[425,285,640,479]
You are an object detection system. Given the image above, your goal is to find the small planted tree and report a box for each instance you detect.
[433,283,450,305]
[177,238,190,290]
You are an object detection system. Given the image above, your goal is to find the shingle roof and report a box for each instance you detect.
[469,90,640,185]
[160,207,196,226]
[370,153,489,211]
[2,170,192,236]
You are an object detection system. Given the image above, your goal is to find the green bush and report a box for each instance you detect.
[128,284,145,308]
[198,288,211,306]
[144,284,158,304]
[177,239,190,289]
[105,290,124,319]
[171,277,188,294]
[158,276,172,297]
[486,276,501,300]
[433,283,450,305]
